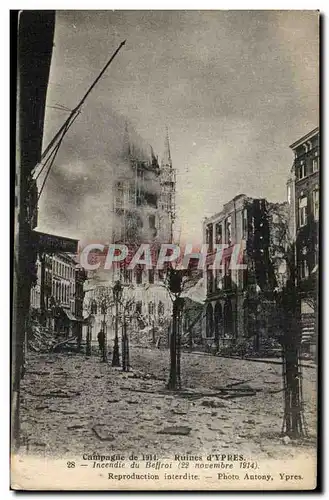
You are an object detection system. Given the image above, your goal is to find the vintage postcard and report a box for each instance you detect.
[11,10,319,491]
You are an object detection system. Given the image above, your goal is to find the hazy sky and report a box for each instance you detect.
[38,10,319,243]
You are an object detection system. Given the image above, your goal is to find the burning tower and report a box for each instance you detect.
[112,124,175,245]
[83,125,176,347]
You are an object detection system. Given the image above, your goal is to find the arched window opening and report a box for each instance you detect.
[224,299,233,337]
[206,303,213,338]
[214,301,222,341]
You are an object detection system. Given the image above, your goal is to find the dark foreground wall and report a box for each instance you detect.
[18,10,55,171]
[12,10,55,450]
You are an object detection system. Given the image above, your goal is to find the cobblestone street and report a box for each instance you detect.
[20,346,317,461]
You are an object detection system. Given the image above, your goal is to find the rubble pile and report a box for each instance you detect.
[28,324,56,352]
[217,336,282,359]
[28,324,78,353]
[129,323,169,348]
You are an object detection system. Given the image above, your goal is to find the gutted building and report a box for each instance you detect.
[203,194,289,351]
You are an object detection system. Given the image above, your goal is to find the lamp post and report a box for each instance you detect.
[86,300,97,357]
[112,280,122,367]
[86,320,92,357]
[152,318,156,344]
[122,309,128,371]
[167,269,184,391]
[101,299,108,362]
[125,322,130,370]
[122,299,134,372]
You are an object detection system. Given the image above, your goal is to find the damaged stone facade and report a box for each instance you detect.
[203,194,289,351]
[29,252,87,338]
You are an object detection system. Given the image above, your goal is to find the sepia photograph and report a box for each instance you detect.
[11,9,319,490]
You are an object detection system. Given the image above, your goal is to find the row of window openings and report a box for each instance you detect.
[45,269,74,285]
[129,191,169,203]
[52,261,75,279]
[207,268,248,292]
[31,284,75,307]
[116,181,172,197]
[298,190,319,227]
[116,189,159,208]
[136,301,165,316]
[52,282,74,304]
[294,142,318,158]
[90,300,165,316]
[119,268,162,285]
[297,158,319,180]
[205,302,234,338]
[115,211,159,229]
[207,210,248,247]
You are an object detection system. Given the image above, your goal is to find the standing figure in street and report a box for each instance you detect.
[76,330,82,352]
[97,330,105,358]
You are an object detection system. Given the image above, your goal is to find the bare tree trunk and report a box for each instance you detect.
[152,320,155,344]
[121,320,126,371]
[189,322,193,353]
[283,347,303,436]
[167,298,184,390]
[122,320,129,372]
[125,322,130,371]
[167,299,178,390]
[102,315,107,362]
[282,346,291,435]
[215,322,219,353]
[281,298,305,438]
[86,324,91,356]
[176,302,182,389]
[112,300,120,366]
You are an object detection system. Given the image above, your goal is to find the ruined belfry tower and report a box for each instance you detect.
[84,124,176,345]
[112,124,175,245]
